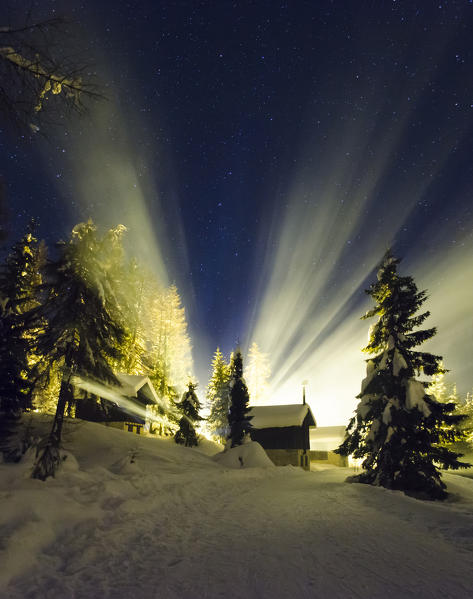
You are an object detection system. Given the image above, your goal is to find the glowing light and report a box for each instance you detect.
[46,76,201,389]
[246,81,473,425]
[52,98,174,284]
[72,376,161,425]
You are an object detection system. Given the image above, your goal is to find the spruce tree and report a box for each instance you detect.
[28,221,126,479]
[246,342,271,404]
[174,381,202,447]
[148,284,192,399]
[0,221,43,460]
[113,257,147,375]
[460,393,473,446]
[206,348,231,442]
[228,350,252,447]
[336,250,468,500]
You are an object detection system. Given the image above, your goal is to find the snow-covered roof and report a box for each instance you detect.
[249,404,316,429]
[72,373,159,406]
[116,374,159,405]
[310,426,346,451]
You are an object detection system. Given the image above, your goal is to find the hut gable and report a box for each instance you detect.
[74,373,160,433]
[250,404,316,429]
[115,374,160,407]
[249,404,316,470]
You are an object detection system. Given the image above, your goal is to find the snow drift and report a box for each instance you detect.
[1,415,473,598]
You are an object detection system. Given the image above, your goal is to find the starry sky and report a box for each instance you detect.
[2,1,473,423]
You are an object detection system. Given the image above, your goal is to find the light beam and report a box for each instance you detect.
[246,64,473,425]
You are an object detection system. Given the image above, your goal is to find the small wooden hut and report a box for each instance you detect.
[249,403,316,470]
[74,373,160,435]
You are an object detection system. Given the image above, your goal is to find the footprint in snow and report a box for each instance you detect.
[167,558,183,567]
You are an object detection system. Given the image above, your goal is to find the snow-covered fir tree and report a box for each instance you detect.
[460,393,473,445]
[426,368,464,451]
[146,284,193,401]
[227,350,252,448]
[174,381,202,447]
[0,220,43,460]
[426,364,449,403]
[246,342,271,405]
[114,257,148,375]
[336,250,468,500]
[206,348,231,442]
[28,221,126,479]
[138,281,193,432]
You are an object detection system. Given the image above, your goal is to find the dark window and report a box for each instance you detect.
[127,424,133,432]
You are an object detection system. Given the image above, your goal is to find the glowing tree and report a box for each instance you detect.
[336,250,468,500]
[105,262,194,434]
[426,364,450,403]
[460,393,473,445]
[29,221,126,480]
[206,348,231,442]
[147,284,193,401]
[246,342,271,405]
[114,258,148,375]
[0,221,43,459]
[174,381,202,447]
[228,350,252,447]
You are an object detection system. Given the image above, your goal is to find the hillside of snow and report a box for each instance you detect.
[2,416,473,598]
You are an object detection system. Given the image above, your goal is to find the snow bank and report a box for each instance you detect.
[3,415,473,598]
[213,441,275,469]
[192,436,224,456]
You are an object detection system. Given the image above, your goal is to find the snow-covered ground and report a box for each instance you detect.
[2,416,473,598]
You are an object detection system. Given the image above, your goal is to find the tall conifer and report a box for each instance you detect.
[246,342,271,404]
[0,221,43,460]
[29,221,126,479]
[206,348,231,442]
[228,350,252,447]
[336,250,468,500]
[174,381,202,447]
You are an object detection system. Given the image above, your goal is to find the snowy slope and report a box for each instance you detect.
[2,416,473,598]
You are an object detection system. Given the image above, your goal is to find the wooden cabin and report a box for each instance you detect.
[74,373,160,435]
[249,403,316,470]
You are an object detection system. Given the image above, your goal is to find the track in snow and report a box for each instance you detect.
[6,463,473,599]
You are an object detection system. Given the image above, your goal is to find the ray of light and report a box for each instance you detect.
[45,73,205,385]
[246,67,473,426]
[54,98,173,285]
[72,376,154,424]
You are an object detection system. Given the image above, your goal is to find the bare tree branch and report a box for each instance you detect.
[0,15,104,135]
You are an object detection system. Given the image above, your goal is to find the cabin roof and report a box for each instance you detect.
[116,374,159,405]
[72,373,159,406]
[249,404,316,429]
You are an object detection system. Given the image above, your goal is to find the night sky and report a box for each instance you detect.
[2,1,473,424]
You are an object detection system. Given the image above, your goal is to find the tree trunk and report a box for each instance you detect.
[31,354,73,480]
